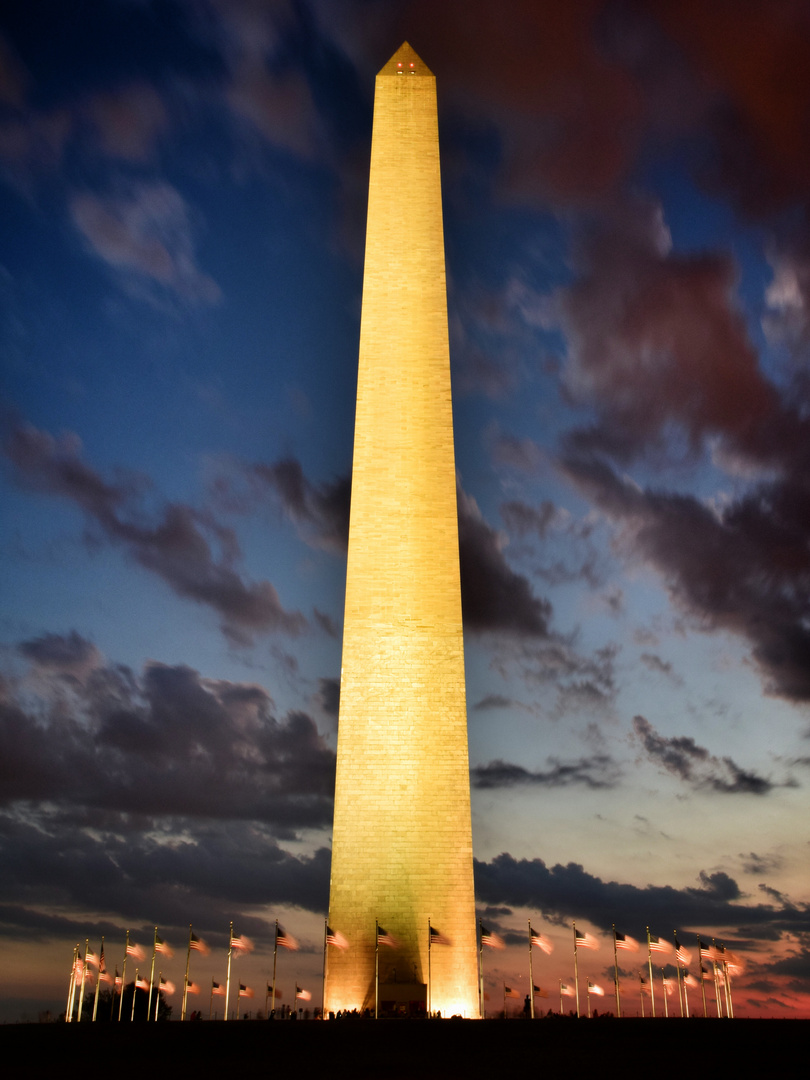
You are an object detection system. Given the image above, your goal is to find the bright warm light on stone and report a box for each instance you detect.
[325,42,479,1019]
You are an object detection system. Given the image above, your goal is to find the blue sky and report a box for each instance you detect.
[2,0,810,1020]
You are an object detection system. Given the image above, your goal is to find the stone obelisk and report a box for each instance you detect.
[325,43,479,1019]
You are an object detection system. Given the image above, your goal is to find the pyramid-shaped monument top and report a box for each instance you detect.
[378,42,433,77]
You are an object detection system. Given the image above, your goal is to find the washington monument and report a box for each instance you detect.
[325,43,479,1018]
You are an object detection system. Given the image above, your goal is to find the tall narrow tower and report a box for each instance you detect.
[325,43,479,1019]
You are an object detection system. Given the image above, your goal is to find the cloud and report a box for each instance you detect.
[555,198,780,465]
[231,455,554,641]
[472,754,620,790]
[1,642,334,829]
[560,452,810,703]
[458,486,552,637]
[491,638,617,717]
[86,84,169,162]
[473,853,810,939]
[472,694,514,712]
[632,716,782,795]
[639,653,681,684]
[0,811,331,943]
[500,500,558,540]
[246,458,351,554]
[17,631,102,678]
[315,676,340,717]
[70,182,221,306]
[741,852,783,876]
[4,424,307,643]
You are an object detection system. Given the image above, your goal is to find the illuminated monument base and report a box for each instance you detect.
[325,43,479,1018]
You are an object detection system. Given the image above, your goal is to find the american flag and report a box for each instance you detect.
[429,925,451,946]
[276,925,299,951]
[135,976,149,990]
[504,985,520,998]
[647,932,672,955]
[189,931,210,955]
[530,926,554,954]
[186,982,200,995]
[587,981,605,996]
[480,925,505,949]
[158,976,175,995]
[614,930,639,952]
[127,940,145,961]
[377,925,399,948]
[296,986,312,1001]
[676,943,692,965]
[574,928,600,950]
[211,980,226,996]
[231,930,254,952]
[560,983,575,997]
[325,925,349,950]
[154,933,173,958]
[238,984,254,998]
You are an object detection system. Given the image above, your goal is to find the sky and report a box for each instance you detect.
[1,0,809,1021]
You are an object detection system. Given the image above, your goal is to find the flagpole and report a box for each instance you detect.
[119,931,128,1021]
[131,969,138,1022]
[322,919,328,1021]
[375,920,380,1020]
[559,980,562,1015]
[225,921,234,1021]
[639,972,645,1018]
[210,981,215,1021]
[77,938,89,1021]
[182,925,192,1021]
[696,935,707,1017]
[674,931,684,1017]
[572,924,580,1018]
[147,927,157,1021]
[66,944,78,1022]
[725,961,734,1018]
[272,919,278,1019]
[645,928,656,1017]
[683,973,690,1017]
[478,921,485,1019]
[528,922,535,1020]
[612,926,621,1018]
[92,937,103,1021]
[661,968,668,1017]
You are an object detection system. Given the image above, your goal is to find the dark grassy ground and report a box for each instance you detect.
[3,1017,807,1078]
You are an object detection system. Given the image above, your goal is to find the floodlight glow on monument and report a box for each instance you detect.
[325,43,479,1018]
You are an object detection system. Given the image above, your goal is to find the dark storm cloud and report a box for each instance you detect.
[315,675,340,717]
[0,811,331,942]
[234,453,554,641]
[556,198,783,464]
[4,424,307,642]
[247,457,351,554]
[560,452,810,703]
[472,754,620,790]
[632,716,781,795]
[457,486,551,637]
[0,643,334,827]
[474,853,810,939]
